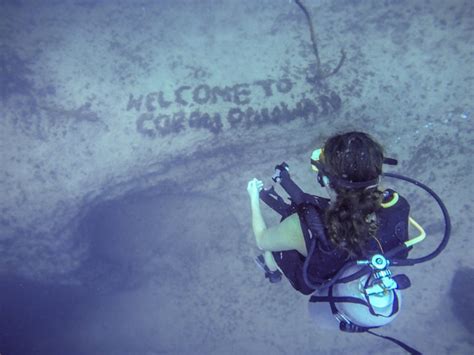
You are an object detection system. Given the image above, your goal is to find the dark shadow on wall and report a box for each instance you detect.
[0,277,99,355]
[75,191,244,293]
[0,191,245,355]
[450,267,474,339]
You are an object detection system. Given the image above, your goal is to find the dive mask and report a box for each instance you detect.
[310,148,398,189]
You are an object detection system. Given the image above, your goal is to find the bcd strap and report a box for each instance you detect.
[366,331,422,355]
[259,186,294,219]
[309,289,400,318]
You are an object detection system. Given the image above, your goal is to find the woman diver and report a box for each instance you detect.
[247,131,449,354]
[248,131,412,290]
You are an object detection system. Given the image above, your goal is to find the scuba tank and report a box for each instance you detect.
[259,149,451,355]
[308,263,402,330]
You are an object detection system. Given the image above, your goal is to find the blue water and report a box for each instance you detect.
[1,0,473,354]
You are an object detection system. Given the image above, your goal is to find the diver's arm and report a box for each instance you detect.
[251,196,308,255]
[250,196,267,250]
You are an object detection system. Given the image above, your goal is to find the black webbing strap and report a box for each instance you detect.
[259,186,294,218]
[366,330,422,355]
[309,290,400,318]
[309,294,369,307]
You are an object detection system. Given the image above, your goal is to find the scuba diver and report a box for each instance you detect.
[247,131,450,355]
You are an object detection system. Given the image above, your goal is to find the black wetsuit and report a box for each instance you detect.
[272,188,412,295]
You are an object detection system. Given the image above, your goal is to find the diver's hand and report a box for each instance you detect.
[247,178,264,202]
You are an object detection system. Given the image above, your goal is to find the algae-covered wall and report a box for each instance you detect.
[1,0,473,354]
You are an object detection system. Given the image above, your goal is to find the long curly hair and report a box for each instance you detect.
[321,131,385,258]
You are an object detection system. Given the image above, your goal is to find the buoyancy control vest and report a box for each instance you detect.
[275,188,412,296]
